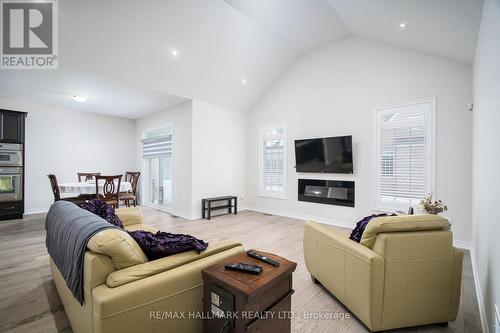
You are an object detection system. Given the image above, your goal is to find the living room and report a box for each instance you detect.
[0,0,498,332]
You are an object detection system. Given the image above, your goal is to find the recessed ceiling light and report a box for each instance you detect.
[72,95,88,103]
[399,22,407,29]
[241,78,248,85]
[170,49,179,57]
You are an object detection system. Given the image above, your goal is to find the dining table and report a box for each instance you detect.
[58,180,132,195]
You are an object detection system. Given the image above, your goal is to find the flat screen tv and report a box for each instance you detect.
[295,135,353,173]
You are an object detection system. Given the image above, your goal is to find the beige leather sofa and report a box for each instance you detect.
[303,215,463,332]
[50,207,244,333]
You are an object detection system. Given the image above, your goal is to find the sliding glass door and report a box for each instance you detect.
[142,127,172,209]
[147,156,172,207]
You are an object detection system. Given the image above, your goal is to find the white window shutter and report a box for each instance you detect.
[260,124,287,198]
[376,102,434,209]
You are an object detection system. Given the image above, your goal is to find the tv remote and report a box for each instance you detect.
[247,250,280,267]
[224,262,263,275]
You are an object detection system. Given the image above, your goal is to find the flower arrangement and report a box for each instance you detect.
[419,194,448,215]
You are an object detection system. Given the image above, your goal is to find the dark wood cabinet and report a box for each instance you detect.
[0,110,25,143]
[0,110,27,221]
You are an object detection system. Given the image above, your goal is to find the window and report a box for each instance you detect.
[142,126,172,208]
[375,101,435,209]
[259,124,287,198]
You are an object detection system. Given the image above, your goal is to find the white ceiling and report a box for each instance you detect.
[225,0,350,55]
[0,0,483,118]
[57,0,295,112]
[0,69,187,119]
[225,0,483,64]
[328,0,484,64]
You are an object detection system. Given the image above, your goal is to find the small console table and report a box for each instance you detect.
[202,196,237,220]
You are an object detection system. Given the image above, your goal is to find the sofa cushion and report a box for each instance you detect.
[124,223,158,233]
[106,240,243,287]
[87,229,148,269]
[360,214,449,249]
[115,207,144,226]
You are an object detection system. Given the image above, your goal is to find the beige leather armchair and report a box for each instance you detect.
[50,207,244,333]
[303,215,463,332]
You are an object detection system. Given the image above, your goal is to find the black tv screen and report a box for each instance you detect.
[295,135,353,173]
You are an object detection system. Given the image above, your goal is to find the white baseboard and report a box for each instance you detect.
[495,305,500,333]
[24,207,49,216]
[23,203,245,222]
[245,205,354,229]
[470,245,490,333]
[246,206,477,248]
[190,204,248,221]
[453,239,471,250]
[141,204,195,220]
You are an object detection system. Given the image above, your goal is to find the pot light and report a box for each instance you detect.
[399,22,407,29]
[72,95,88,103]
[170,49,179,57]
[241,78,248,85]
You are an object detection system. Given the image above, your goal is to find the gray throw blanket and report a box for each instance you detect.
[45,201,116,304]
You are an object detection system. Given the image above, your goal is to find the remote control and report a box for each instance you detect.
[224,262,263,275]
[247,250,280,267]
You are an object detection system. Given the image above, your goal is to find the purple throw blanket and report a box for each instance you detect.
[128,230,208,260]
[349,213,396,243]
[82,200,208,260]
[82,200,124,228]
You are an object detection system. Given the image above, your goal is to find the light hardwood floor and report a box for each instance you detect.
[0,208,481,333]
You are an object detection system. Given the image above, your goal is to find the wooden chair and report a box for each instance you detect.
[77,173,101,199]
[47,174,87,206]
[95,175,122,208]
[120,172,140,207]
[125,171,140,183]
[77,172,101,182]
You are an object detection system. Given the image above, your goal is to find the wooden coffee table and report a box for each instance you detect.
[202,250,296,333]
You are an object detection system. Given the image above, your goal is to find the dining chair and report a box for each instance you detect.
[77,172,101,182]
[120,172,141,207]
[77,172,101,199]
[95,175,122,208]
[124,171,140,183]
[47,174,87,206]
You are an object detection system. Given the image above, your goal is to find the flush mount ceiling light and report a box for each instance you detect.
[399,22,407,29]
[72,95,88,103]
[169,49,179,57]
[241,78,248,85]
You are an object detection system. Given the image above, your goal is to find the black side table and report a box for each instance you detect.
[202,196,237,220]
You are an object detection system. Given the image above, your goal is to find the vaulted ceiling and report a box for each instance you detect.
[225,0,351,55]
[0,0,484,118]
[328,0,483,64]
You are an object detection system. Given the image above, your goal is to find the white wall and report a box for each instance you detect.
[191,100,247,218]
[472,0,500,331]
[246,37,473,243]
[135,100,246,219]
[0,97,136,213]
[135,101,193,219]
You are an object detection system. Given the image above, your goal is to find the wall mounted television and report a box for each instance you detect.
[294,135,353,173]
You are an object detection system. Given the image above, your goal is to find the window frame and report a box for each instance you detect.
[373,99,437,211]
[258,123,287,200]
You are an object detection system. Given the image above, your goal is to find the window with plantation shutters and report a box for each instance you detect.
[259,124,287,198]
[375,101,435,209]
